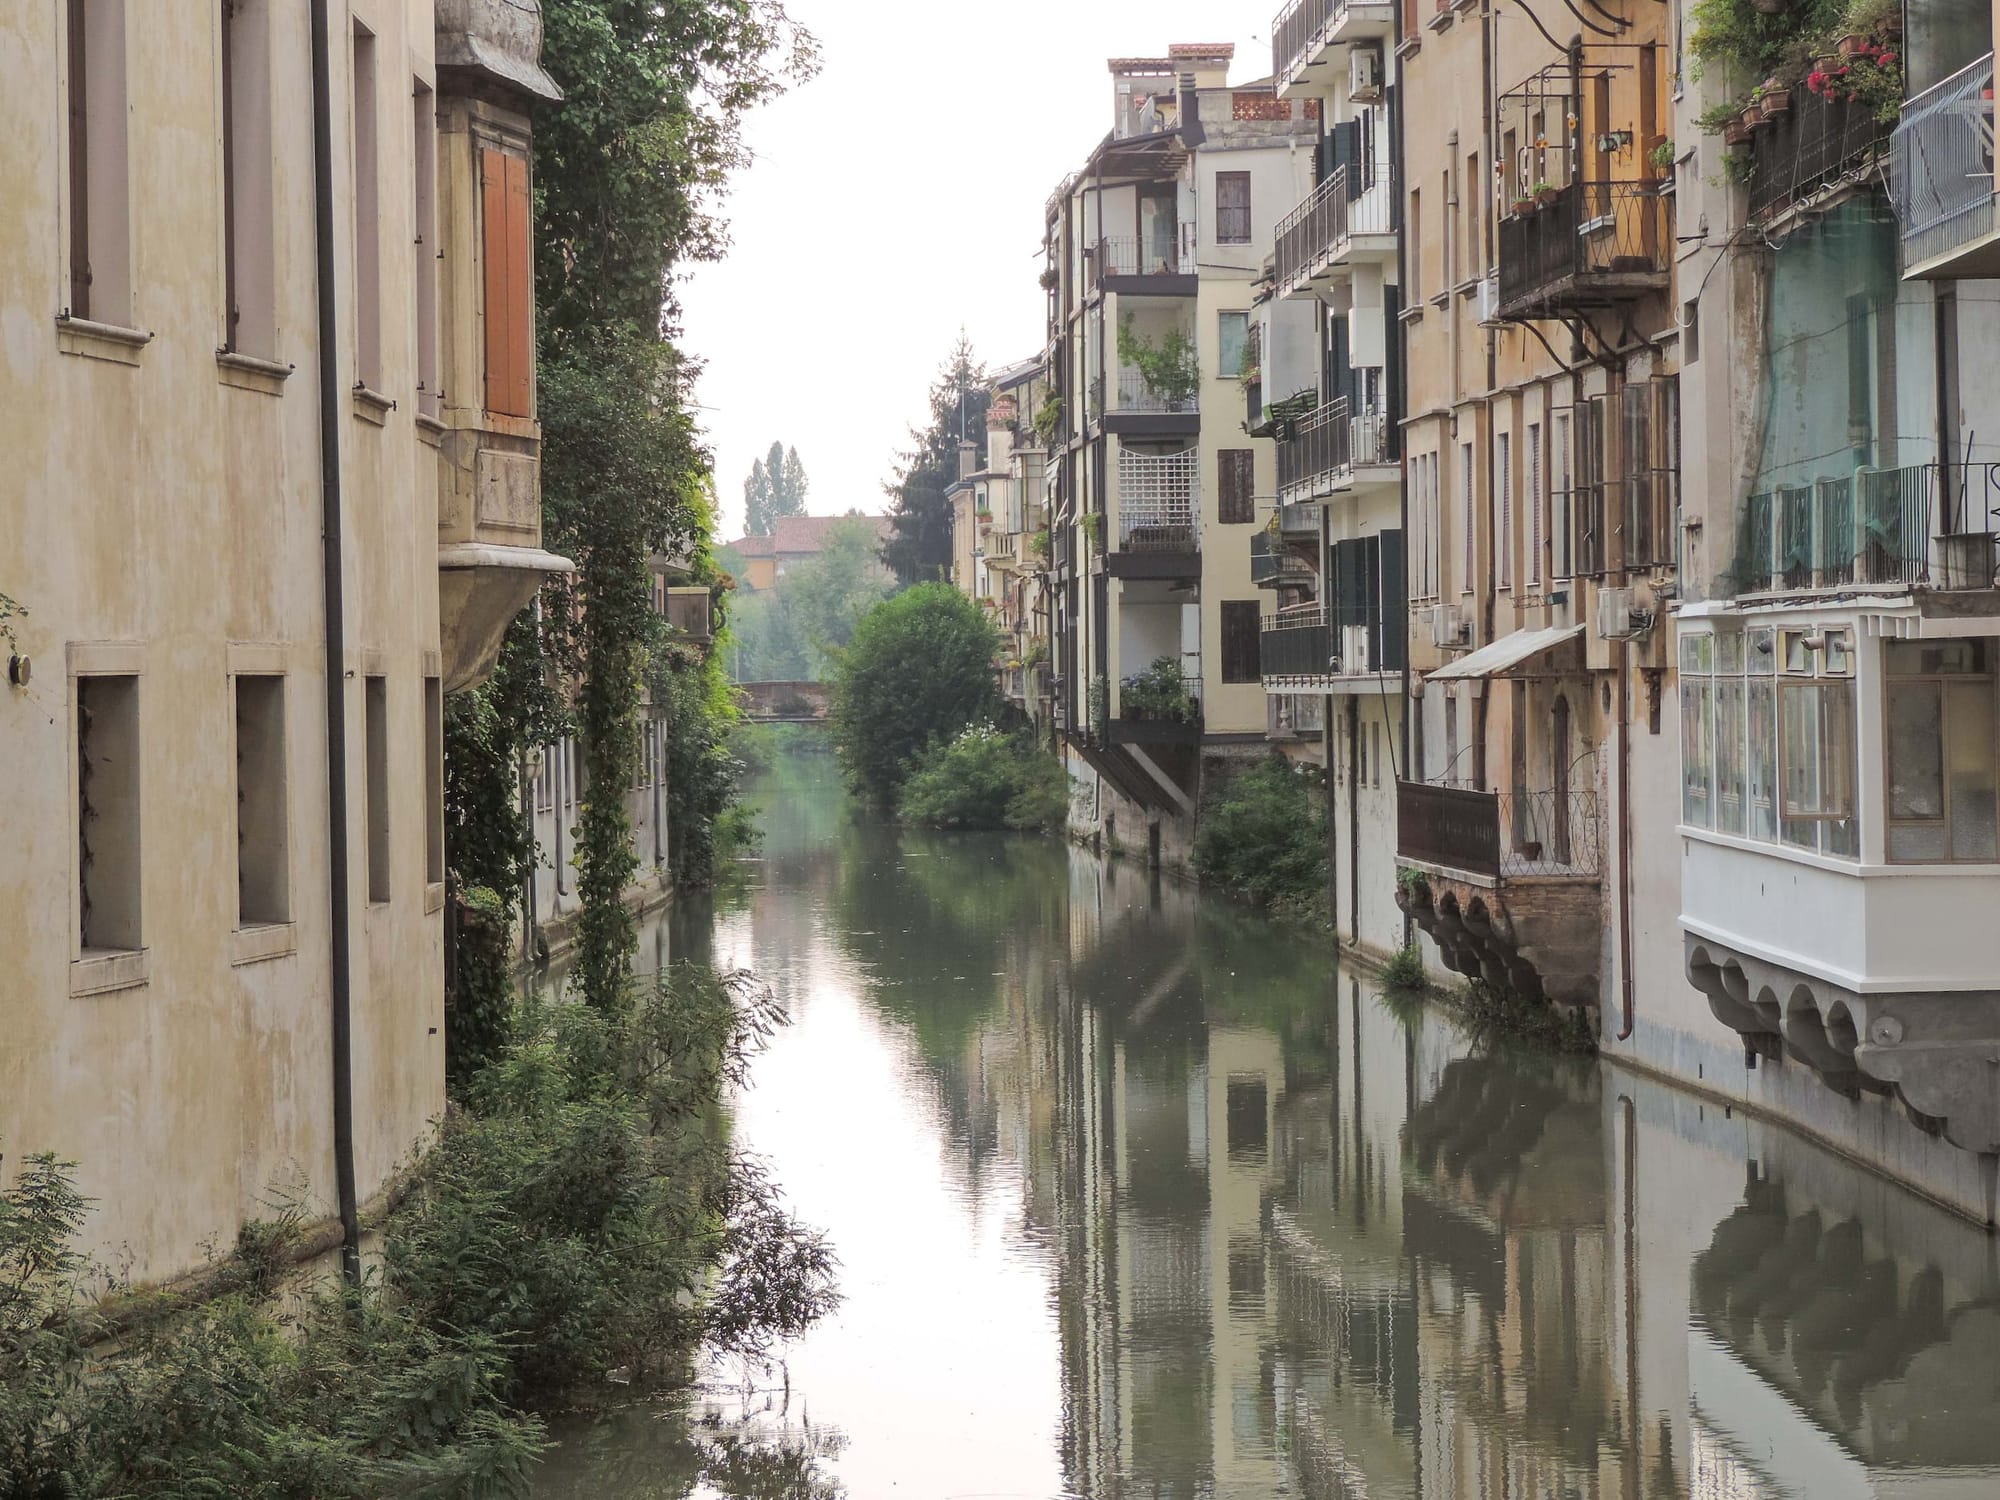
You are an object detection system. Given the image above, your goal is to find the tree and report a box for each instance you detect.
[781,517,892,668]
[831,584,1000,806]
[881,336,990,585]
[743,440,808,536]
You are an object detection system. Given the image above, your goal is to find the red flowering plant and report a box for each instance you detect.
[1806,38,1903,123]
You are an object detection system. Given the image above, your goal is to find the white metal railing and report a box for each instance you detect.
[1274,169,1395,295]
[1277,395,1389,500]
[1112,367,1200,415]
[1891,53,1995,270]
[1273,0,1334,89]
[1117,449,1199,551]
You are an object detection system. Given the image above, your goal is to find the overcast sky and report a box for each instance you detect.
[678,1,1271,543]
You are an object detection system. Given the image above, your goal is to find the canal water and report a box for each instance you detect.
[533,738,2000,1498]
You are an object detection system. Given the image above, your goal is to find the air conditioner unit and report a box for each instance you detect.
[1596,585,1654,641]
[1476,270,1501,326]
[1431,603,1471,650]
[1341,623,1373,674]
[1350,47,1383,102]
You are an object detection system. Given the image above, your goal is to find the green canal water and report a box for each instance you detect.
[531,737,2000,1498]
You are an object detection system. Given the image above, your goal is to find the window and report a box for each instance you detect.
[77,673,141,952]
[65,0,131,325]
[221,0,275,356]
[364,674,389,902]
[1623,380,1678,570]
[1221,600,1262,683]
[1527,422,1543,585]
[234,674,290,926]
[1218,311,1250,380]
[1218,449,1255,524]
[1682,298,1701,364]
[1465,152,1481,279]
[424,675,444,887]
[412,80,439,418]
[1497,430,1513,588]
[1216,171,1252,244]
[352,22,381,390]
[1412,451,1440,600]
[1575,397,1606,575]
[1408,189,1422,300]
[481,147,533,417]
[1551,411,1573,580]
[1459,442,1474,593]
[1886,640,1997,862]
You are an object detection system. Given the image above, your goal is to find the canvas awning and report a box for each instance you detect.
[1427,624,1585,681]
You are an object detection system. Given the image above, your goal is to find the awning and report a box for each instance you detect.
[1427,623,1585,681]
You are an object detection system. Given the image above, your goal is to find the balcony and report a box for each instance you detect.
[1276,396,1393,504]
[1395,780,1603,1011]
[1108,662,1204,748]
[1893,54,1998,278]
[1272,0,1396,96]
[1748,83,1893,224]
[1110,448,1200,580]
[1273,168,1396,300]
[1261,607,1332,684]
[1732,463,2000,596]
[1087,235,1195,296]
[1494,180,1669,321]
[1092,368,1201,439]
[1251,531,1316,589]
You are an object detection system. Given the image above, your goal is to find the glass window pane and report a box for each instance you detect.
[1781,682,1822,818]
[1680,632,1712,675]
[1887,681,1944,821]
[1822,679,1855,818]
[1749,679,1777,840]
[1748,627,1776,675]
[1947,679,1998,860]
[1682,680,1713,827]
[1715,679,1747,835]
[1823,629,1853,675]
[1716,631,1745,675]
[1891,824,1949,860]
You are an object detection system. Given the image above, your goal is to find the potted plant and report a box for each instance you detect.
[1724,117,1751,146]
[1760,77,1792,116]
[1532,180,1560,209]
[1511,193,1537,217]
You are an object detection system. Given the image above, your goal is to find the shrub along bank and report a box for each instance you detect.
[899,725,1068,832]
[0,966,837,1499]
[1193,756,1330,924]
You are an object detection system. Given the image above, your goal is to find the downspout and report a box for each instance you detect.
[1391,49,1413,948]
[1348,697,1361,937]
[1617,636,1636,1039]
[309,0,361,1287]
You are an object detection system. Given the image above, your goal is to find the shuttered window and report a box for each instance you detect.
[1216,171,1251,244]
[1497,430,1513,588]
[1218,449,1255,523]
[1220,600,1261,683]
[481,147,533,417]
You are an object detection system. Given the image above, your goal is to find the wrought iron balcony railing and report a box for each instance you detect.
[1891,53,1996,273]
[1276,396,1388,500]
[1274,168,1394,296]
[1088,235,1188,290]
[1733,465,1944,593]
[1261,608,1332,678]
[1117,449,1199,552]
[1397,780,1600,880]
[1748,84,1894,222]
[1495,180,1669,316]
[1109,368,1199,415]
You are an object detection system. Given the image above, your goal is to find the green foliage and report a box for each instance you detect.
[881,336,990,585]
[743,440,809,537]
[1031,392,1063,448]
[832,584,1001,806]
[1117,315,1200,407]
[1119,657,1198,722]
[1380,943,1430,991]
[1194,757,1329,922]
[729,516,894,682]
[899,726,1069,832]
[650,630,760,887]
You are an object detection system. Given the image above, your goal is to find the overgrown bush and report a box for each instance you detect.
[831,583,1000,806]
[898,726,1068,832]
[1194,756,1329,922]
[1380,943,1430,991]
[0,966,839,1498]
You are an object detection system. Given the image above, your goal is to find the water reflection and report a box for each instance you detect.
[535,738,2000,1498]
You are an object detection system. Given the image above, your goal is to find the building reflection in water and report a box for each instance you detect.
[551,750,2000,1498]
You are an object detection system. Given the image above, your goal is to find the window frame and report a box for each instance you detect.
[1215,170,1252,245]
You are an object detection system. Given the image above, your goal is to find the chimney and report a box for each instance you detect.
[1167,42,1233,90]
[958,440,979,481]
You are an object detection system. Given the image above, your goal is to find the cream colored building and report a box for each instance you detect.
[0,0,564,1286]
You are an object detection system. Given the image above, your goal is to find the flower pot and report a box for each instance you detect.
[1762,87,1791,116]
[1536,187,1560,209]
[1839,33,1866,58]
[1724,120,1751,146]
[1510,198,1535,217]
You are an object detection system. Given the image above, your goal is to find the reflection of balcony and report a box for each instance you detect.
[1396,780,1602,1011]
[1272,0,1397,96]
[1750,83,1894,224]
[1276,396,1393,504]
[1893,54,1998,278]
[1495,180,1669,320]
[1274,168,1396,299]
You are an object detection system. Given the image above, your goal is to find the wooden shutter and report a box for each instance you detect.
[1217,172,1251,244]
[1219,450,1255,523]
[482,148,533,417]
[1221,600,1261,683]
[67,0,90,318]
[1378,528,1407,672]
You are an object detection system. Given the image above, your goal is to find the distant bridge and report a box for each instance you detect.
[736,679,831,722]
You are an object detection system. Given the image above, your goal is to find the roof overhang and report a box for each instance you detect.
[1427,624,1586,681]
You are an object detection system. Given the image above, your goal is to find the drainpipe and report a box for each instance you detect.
[1617,638,1636,1039]
[309,0,361,1286]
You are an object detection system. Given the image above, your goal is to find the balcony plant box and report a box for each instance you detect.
[1534,183,1560,209]
[1511,196,1536,217]
[1761,83,1791,118]
[1839,32,1867,58]
[1724,118,1751,146]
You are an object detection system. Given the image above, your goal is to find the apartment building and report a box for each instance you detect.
[0,0,565,1284]
[1044,44,1316,863]
[1263,0,1410,957]
[1659,0,2000,1216]
[1388,0,1681,1026]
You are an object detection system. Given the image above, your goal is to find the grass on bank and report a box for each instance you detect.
[0,966,838,1500]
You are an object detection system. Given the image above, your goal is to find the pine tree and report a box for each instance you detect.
[881,335,989,585]
[744,456,774,536]
[744,440,808,535]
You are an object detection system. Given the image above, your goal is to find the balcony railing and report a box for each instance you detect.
[1274,168,1394,295]
[1117,449,1199,552]
[1104,368,1199,415]
[1273,0,1334,87]
[1251,530,1316,587]
[1748,85,1893,222]
[1398,781,1601,880]
[1495,180,1669,315]
[1891,54,1996,273]
[1089,235,1187,290]
[1276,396,1388,500]
[1261,607,1332,678]
[1735,465,1941,592]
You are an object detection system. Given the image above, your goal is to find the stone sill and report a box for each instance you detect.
[425,881,446,915]
[352,384,397,425]
[71,948,149,997]
[217,349,294,395]
[230,922,298,967]
[57,315,152,366]
[1681,824,2000,880]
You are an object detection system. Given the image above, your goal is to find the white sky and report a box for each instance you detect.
[677,1,1271,543]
